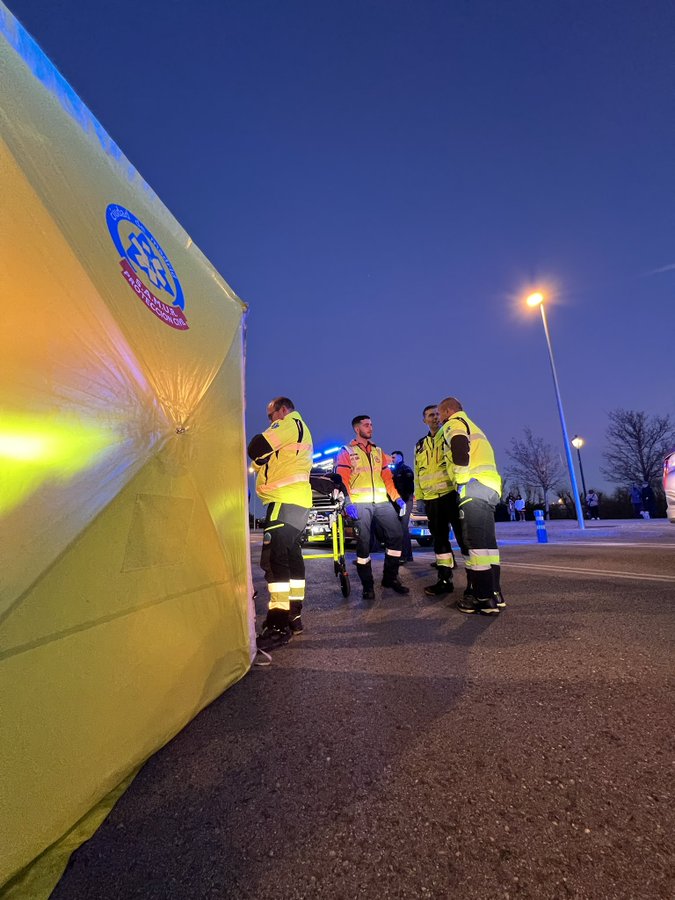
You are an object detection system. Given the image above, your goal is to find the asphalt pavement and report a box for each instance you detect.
[52,519,674,900]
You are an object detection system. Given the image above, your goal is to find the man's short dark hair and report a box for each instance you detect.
[270,396,295,413]
[391,450,404,460]
[422,404,437,416]
[351,415,370,428]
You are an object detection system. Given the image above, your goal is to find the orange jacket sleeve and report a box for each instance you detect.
[381,463,400,501]
[335,446,352,496]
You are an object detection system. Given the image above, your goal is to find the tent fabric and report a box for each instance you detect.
[0,4,254,895]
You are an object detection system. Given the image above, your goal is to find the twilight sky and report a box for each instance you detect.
[7,0,674,493]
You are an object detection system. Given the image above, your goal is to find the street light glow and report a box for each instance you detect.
[526,291,544,307]
[571,435,584,450]
[523,288,585,529]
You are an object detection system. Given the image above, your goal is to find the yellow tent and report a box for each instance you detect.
[0,4,254,895]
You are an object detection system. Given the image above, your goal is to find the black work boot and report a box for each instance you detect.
[357,561,375,600]
[257,608,293,651]
[476,595,500,615]
[424,565,454,596]
[491,564,505,607]
[289,600,304,633]
[381,554,409,594]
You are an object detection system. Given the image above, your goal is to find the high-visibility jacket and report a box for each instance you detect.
[254,411,313,507]
[414,430,455,500]
[335,440,399,504]
[443,412,502,495]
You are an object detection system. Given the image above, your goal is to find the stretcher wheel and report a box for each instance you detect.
[339,570,351,598]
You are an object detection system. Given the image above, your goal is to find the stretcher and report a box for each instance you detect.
[302,474,351,598]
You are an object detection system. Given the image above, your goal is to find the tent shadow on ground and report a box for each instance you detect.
[52,612,491,898]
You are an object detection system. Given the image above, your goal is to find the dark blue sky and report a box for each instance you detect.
[7,0,674,493]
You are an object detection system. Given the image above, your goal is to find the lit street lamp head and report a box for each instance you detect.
[526,291,545,307]
[571,436,584,449]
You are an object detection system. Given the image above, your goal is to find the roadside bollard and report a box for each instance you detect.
[534,509,549,543]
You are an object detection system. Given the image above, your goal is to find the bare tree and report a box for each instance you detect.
[505,428,566,517]
[601,409,675,486]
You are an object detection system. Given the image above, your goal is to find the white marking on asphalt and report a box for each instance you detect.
[500,541,674,549]
[503,561,675,583]
[557,542,675,549]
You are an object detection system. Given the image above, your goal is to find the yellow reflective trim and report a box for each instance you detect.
[435,553,454,568]
[269,598,291,610]
[268,580,290,611]
[468,550,499,569]
[263,472,310,490]
[268,582,290,592]
[264,523,285,532]
[270,502,281,522]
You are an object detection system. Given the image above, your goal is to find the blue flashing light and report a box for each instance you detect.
[312,452,323,459]
[323,445,341,454]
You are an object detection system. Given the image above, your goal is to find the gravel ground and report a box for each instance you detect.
[52,521,674,899]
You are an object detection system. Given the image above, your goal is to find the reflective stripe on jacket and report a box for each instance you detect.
[414,431,454,500]
[443,412,502,495]
[254,411,313,507]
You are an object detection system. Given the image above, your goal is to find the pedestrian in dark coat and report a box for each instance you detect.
[391,450,415,562]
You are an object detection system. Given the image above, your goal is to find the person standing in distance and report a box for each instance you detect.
[247,397,313,649]
[390,450,415,563]
[335,416,409,600]
[514,495,526,521]
[438,396,505,615]
[586,489,600,520]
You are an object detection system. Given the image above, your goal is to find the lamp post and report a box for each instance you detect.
[526,292,585,530]
[571,435,588,505]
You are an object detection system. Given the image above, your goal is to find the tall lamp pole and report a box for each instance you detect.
[526,292,585,530]
[571,435,588,503]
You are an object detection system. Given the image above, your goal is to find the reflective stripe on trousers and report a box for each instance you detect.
[465,548,500,571]
[268,582,291,610]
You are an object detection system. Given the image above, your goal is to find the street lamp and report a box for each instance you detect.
[571,435,588,503]
[525,291,585,530]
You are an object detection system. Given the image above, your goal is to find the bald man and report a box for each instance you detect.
[438,397,505,615]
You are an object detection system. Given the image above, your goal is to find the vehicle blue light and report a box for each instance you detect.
[323,445,341,454]
[312,452,323,459]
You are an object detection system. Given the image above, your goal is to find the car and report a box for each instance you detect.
[664,449,675,523]
[409,500,433,547]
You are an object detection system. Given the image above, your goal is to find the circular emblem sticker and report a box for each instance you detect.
[106,204,189,330]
